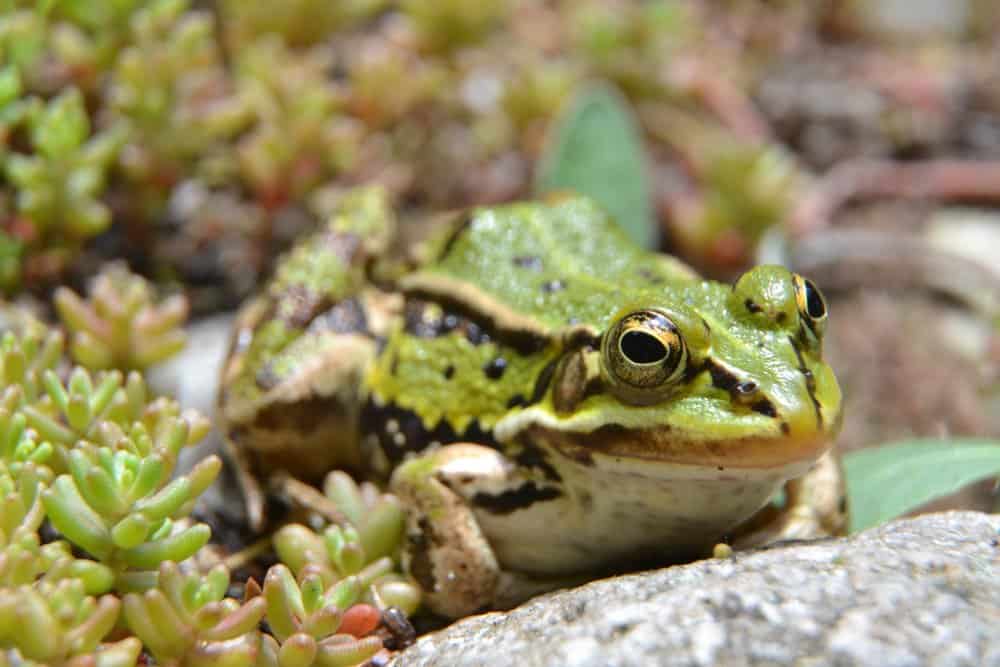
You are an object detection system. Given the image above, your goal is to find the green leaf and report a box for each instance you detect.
[535,82,656,249]
[844,438,1000,533]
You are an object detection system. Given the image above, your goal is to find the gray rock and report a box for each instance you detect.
[391,512,1000,667]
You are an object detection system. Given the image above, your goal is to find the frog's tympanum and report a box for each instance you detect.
[220,187,844,618]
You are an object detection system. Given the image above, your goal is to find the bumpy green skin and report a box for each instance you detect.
[221,188,843,619]
[221,186,393,426]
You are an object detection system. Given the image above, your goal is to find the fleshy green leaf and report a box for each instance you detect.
[844,438,1000,533]
[535,82,656,248]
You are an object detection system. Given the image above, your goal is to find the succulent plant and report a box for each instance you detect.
[15,365,208,470]
[401,0,509,53]
[273,471,420,616]
[0,579,142,666]
[123,560,265,667]
[219,0,386,50]
[107,0,249,216]
[54,262,189,371]
[234,37,359,208]
[1,86,126,281]
[256,564,383,667]
[40,414,219,575]
[0,327,65,405]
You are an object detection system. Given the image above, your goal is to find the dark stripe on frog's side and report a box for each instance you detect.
[789,336,823,429]
[407,517,440,592]
[403,299,492,346]
[471,482,562,514]
[437,210,477,260]
[402,292,549,355]
[361,400,501,464]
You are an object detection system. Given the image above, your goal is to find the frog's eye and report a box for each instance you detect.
[793,275,828,338]
[602,310,688,405]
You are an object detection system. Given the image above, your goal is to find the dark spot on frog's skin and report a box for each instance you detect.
[717,466,725,471]
[463,321,490,346]
[255,364,282,391]
[390,355,400,375]
[443,364,455,380]
[776,311,788,324]
[407,518,438,592]
[279,285,327,328]
[541,279,565,293]
[404,300,444,338]
[745,298,762,315]
[472,482,562,514]
[706,359,778,417]
[506,394,527,409]
[802,368,816,391]
[483,357,507,379]
[706,358,741,393]
[780,422,791,436]
[637,268,665,285]
[513,255,543,271]
[438,210,476,260]
[309,297,368,335]
[513,442,562,482]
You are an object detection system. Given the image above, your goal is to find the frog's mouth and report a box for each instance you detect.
[518,420,833,476]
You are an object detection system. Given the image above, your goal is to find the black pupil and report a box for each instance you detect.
[620,330,668,364]
[804,280,826,318]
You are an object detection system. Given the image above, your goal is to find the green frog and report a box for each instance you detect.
[219,186,845,618]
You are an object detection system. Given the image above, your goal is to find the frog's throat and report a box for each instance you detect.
[495,407,832,471]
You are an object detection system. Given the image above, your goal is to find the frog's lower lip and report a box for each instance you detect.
[533,424,832,471]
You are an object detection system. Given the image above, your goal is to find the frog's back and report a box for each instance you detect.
[401,196,698,336]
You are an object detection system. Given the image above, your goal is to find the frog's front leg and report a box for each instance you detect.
[390,443,572,618]
[732,451,847,548]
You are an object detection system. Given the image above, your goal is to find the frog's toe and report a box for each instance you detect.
[732,451,847,548]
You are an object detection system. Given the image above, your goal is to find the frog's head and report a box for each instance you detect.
[515,265,841,477]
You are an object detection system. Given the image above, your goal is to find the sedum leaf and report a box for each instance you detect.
[844,438,1000,533]
[535,82,656,249]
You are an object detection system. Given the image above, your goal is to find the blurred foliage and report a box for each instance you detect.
[0,0,833,293]
[55,262,188,371]
[536,83,656,248]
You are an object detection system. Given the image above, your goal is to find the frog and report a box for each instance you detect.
[218,186,845,619]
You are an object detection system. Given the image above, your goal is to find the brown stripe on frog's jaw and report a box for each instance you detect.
[529,421,833,473]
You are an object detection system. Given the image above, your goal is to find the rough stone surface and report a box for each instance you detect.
[390,512,1000,667]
